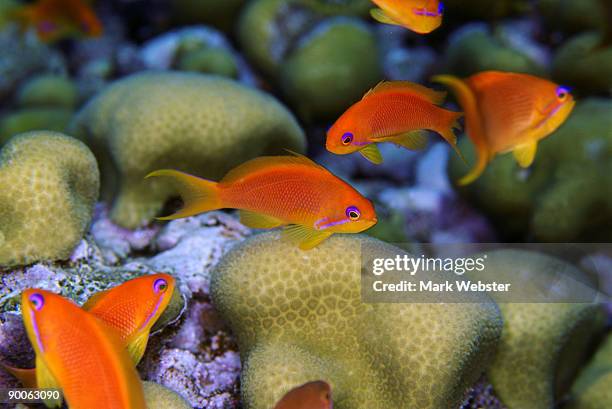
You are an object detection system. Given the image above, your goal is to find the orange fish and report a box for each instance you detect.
[14,0,103,42]
[326,81,462,164]
[146,153,378,250]
[21,289,146,409]
[3,273,176,389]
[432,71,576,185]
[274,381,333,409]
[370,0,444,34]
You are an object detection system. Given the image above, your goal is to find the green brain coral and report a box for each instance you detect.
[468,250,604,409]
[449,98,612,241]
[211,233,502,409]
[69,71,305,228]
[0,131,99,268]
[567,333,612,409]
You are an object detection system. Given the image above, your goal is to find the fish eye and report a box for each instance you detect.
[29,293,44,311]
[345,206,361,221]
[341,132,354,145]
[556,86,570,100]
[153,278,168,293]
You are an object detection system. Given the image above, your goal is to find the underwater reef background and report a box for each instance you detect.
[0,0,611,408]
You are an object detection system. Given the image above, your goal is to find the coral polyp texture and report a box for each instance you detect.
[469,250,605,409]
[211,233,503,409]
[69,71,306,228]
[449,98,612,241]
[0,131,99,267]
[567,333,612,409]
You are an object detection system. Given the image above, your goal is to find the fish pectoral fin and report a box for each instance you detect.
[36,356,63,408]
[282,225,333,250]
[81,288,111,310]
[239,211,285,229]
[359,144,383,164]
[513,142,538,168]
[385,131,429,151]
[126,330,150,365]
[370,8,401,25]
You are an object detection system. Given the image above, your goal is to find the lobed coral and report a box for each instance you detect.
[552,33,612,95]
[211,232,503,409]
[469,250,605,408]
[238,0,382,120]
[0,131,99,268]
[566,333,612,409]
[69,71,306,228]
[16,74,78,110]
[444,24,545,77]
[0,74,79,145]
[143,381,192,409]
[449,98,612,242]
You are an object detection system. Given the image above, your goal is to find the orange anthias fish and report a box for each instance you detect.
[432,71,576,185]
[14,0,103,42]
[370,0,444,34]
[3,273,176,389]
[326,81,462,164]
[21,289,147,409]
[274,381,333,409]
[146,153,378,250]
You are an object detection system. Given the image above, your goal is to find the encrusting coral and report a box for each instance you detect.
[211,232,503,409]
[69,71,306,228]
[449,98,612,241]
[0,131,99,268]
[566,333,612,409]
[468,250,605,409]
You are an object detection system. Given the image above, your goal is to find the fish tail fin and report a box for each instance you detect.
[0,363,37,388]
[145,170,221,220]
[457,150,488,185]
[438,110,466,162]
[432,74,490,185]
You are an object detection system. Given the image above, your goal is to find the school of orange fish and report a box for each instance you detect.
[2,0,577,407]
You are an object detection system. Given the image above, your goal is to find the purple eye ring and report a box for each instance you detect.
[341,132,354,145]
[556,86,570,99]
[345,206,361,221]
[153,278,168,293]
[29,293,44,311]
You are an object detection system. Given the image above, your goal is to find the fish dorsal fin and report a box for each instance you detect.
[126,330,150,365]
[221,152,325,184]
[513,142,538,168]
[359,144,383,164]
[36,356,63,408]
[282,225,333,250]
[240,211,285,229]
[363,81,447,105]
[82,289,111,311]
